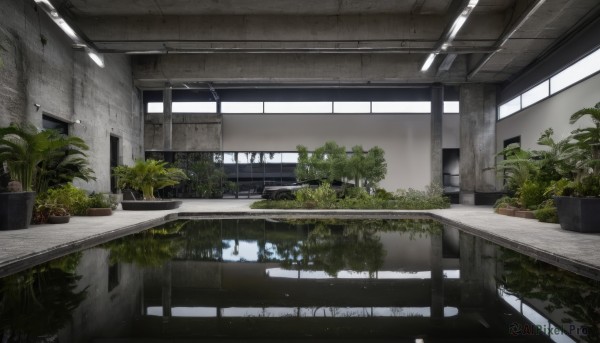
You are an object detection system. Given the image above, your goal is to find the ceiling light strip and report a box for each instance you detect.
[33,0,105,68]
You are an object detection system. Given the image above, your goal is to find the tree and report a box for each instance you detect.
[113,159,188,200]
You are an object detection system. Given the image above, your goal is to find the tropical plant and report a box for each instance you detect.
[32,199,69,224]
[566,101,600,196]
[113,159,188,200]
[0,122,94,193]
[87,192,113,209]
[43,183,90,216]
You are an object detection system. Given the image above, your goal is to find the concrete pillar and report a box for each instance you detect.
[163,84,173,151]
[431,84,444,186]
[459,232,483,307]
[459,84,497,205]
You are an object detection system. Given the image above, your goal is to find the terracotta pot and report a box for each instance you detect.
[515,210,536,219]
[48,215,70,224]
[87,208,112,216]
[497,207,516,216]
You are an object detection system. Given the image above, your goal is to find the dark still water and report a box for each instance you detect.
[1,218,598,342]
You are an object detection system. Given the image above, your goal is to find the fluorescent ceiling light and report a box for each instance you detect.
[86,48,105,68]
[448,15,468,41]
[421,53,437,72]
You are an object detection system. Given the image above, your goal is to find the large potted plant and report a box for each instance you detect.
[0,123,93,230]
[113,159,188,210]
[554,102,600,232]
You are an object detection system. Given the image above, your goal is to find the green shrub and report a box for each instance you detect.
[494,196,518,209]
[518,180,547,210]
[87,193,114,209]
[295,183,338,208]
[44,183,89,216]
[374,188,394,200]
[535,207,559,223]
[393,185,450,210]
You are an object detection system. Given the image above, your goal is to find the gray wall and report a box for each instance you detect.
[223,113,460,191]
[496,72,600,153]
[145,113,222,151]
[0,0,142,192]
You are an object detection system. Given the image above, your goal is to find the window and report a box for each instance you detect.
[147,102,217,113]
[521,80,549,108]
[264,102,333,114]
[221,102,263,113]
[42,115,69,135]
[371,101,431,113]
[333,102,371,113]
[443,101,459,113]
[498,97,521,119]
[550,48,600,94]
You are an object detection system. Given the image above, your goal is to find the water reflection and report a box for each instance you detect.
[0,218,598,342]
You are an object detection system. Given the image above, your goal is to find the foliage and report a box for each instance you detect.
[251,182,450,210]
[567,102,600,197]
[87,192,114,209]
[518,180,546,210]
[186,159,229,198]
[113,159,188,200]
[495,143,537,193]
[534,206,559,223]
[295,141,387,190]
[32,199,69,224]
[493,195,518,209]
[295,182,337,208]
[42,183,90,216]
[0,122,94,192]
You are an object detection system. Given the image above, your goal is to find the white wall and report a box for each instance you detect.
[223,113,456,191]
[496,73,600,151]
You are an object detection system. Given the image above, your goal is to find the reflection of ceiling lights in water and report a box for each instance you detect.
[146,306,459,318]
[265,268,460,280]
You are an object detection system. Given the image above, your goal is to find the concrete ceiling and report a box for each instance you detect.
[50,0,600,88]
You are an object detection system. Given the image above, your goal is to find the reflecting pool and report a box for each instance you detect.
[1,218,598,342]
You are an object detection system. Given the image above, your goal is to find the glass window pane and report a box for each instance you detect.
[443,101,459,113]
[333,102,371,113]
[264,102,332,113]
[172,102,217,113]
[551,48,600,94]
[521,80,549,108]
[372,101,431,113]
[498,97,521,119]
[222,102,263,113]
[147,102,163,113]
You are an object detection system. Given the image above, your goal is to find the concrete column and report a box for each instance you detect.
[163,84,173,151]
[459,84,497,204]
[431,84,444,186]
[459,232,483,307]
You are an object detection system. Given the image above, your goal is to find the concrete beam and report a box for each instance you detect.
[133,53,470,84]
[75,14,505,53]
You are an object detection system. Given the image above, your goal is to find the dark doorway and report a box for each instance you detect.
[503,136,521,148]
[110,136,119,193]
[442,148,460,203]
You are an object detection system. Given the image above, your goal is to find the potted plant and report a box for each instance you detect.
[34,200,71,224]
[86,193,114,216]
[0,122,93,230]
[113,159,188,210]
[555,102,600,232]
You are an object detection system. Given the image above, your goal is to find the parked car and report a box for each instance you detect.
[261,179,353,200]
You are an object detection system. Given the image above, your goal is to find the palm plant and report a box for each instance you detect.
[568,102,600,196]
[0,122,93,193]
[113,159,188,200]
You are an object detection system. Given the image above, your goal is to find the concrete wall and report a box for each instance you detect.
[0,0,142,192]
[496,72,600,152]
[223,113,460,191]
[145,113,222,151]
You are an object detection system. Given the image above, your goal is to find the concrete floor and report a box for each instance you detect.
[1,199,599,280]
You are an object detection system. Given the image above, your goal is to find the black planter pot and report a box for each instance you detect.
[121,200,182,211]
[555,196,600,233]
[0,192,36,230]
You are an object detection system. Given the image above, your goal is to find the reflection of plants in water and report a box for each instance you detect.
[104,220,188,267]
[178,220,228,261]
[499,249,600,342]
[0,253,87,341]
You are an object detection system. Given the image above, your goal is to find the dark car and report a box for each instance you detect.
[261,179,353,200]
